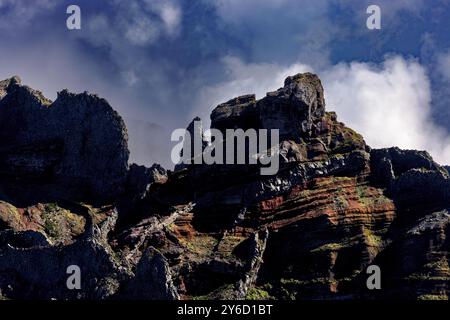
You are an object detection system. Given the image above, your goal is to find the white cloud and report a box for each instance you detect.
[322,56,450,165]
[0,0,56,29]
[195,55,450,165]
[84,0,182,48]
[156,2,182,35]
[79,0,184,89]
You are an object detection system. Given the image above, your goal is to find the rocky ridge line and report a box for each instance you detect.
[0,73,449,300]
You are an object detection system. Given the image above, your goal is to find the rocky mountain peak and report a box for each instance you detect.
[260,72,326,139]
[0,77,129,200]
[0,76,21,99]
[0,73,449,301]
[283,72,326,119]
[210,72,327,140]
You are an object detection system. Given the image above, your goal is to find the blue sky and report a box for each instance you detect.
[0,0,450,167]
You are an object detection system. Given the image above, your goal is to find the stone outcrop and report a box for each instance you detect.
[174,117,208,171]
[126,163,168,201]
[210,73,326,140]
[0,207,129,299]
[211,94,258,132]
[0,76,129,200]
[369,148,450,209]
[444,165,450,175]
[259,73,326,139]
[0,201,85,245]
[370,147,443,186]
[0,73,449,300]
[121,247,180,300]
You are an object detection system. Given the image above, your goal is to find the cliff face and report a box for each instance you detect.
[0,74,449,300]
[0,77,129,200]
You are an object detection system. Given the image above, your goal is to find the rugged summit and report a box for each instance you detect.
[0,74,449,300]
[211,73,326,139]
[0,76,129,200]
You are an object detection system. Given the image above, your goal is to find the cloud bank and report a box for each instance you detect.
[324,56,450,165]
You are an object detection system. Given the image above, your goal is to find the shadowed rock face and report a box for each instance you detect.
[0,73,449,301]
[211,94,258,132]
[0,76,129,200]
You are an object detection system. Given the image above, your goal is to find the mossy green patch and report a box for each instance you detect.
[42,203,85,244]
[356,185,392,209]
[311,242,344,252]
[180,234,219,256]
[363,228,383,247]
[334,195,349,211]
[245,287,273,300]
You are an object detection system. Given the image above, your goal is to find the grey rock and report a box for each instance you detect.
[0,209,129,300]
[208,73,326,141]
[122,247,179,300]
[0,78,129,199]
[211,94,258,132]
[259,73,326,139]
[370,147,450,208]
[392,168,450,207]
[175,117,208,171]
[126,163,168,200]
[0,76,21,100]
[407,209,450,236]
[370,147,443,187]
[234,229,269,299]
[0,230,50,248]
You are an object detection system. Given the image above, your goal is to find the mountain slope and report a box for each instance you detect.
[0,73,449,300]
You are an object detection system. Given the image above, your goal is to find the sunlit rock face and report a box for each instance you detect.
[210,72,326,140]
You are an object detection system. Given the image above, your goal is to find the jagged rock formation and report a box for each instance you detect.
[121,247,179,300]
[0,76,129,200]
[0,74,449,300]
[444,165,450,175]
[0,207,128,299]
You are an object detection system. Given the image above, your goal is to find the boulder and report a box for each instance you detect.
[370,147,443,187]
[209,73,326,141]
[259,73,326,139]
[211,94,258,132]
[122,247,179,300]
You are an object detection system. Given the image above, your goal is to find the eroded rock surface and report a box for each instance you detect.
[0,74,449,300]
[0,76,129,200]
